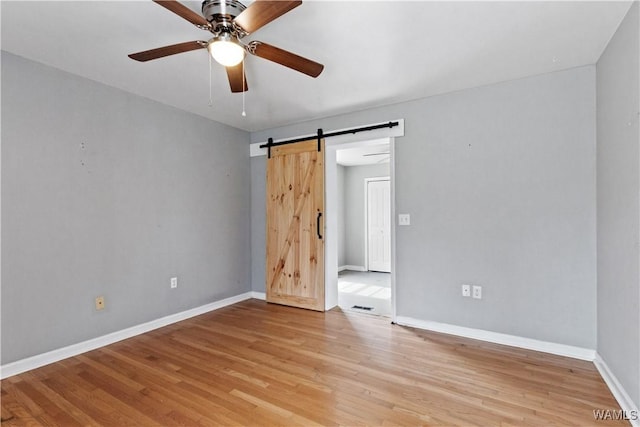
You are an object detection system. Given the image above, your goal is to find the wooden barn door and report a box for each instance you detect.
[266,139,325,311]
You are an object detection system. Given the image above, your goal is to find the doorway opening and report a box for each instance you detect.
[329,140,393,317]
[252,119,402,316]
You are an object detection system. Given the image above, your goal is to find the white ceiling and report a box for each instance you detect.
[1,1,632,132]
[337,143,390,166]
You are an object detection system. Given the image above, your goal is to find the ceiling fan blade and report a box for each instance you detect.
[249,42,323,77]
[128,41,207,62]
[233,0,301,34]
[153,0,209,28]
[226,63,248,93]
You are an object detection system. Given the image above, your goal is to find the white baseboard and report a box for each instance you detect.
[394,316,596,361]
[339,265,366,272]
[251,291,266,300]
[594,353,640,427]
[0,291,254,379]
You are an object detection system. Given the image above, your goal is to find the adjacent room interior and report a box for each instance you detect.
[336,141,392,317]
[1,0,639,425]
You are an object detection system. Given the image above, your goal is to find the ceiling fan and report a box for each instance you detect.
[128,0,324,93]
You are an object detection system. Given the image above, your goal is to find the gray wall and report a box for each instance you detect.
[596,2,640,409]
[250,156,266,294]
[343,164,390,268]
[251,66,597,348]
[1,52,251,364]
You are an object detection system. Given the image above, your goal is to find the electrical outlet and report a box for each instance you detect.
[170,277,178,289]
[398,214,411,226]
[95,296,105,310]
[462,285,471,297]
[472,285,482,299]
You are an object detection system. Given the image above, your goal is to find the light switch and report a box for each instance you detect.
[398,214,410,226]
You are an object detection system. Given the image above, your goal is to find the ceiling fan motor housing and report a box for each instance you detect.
[202,0,246,30]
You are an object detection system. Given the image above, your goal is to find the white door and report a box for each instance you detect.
[367,179,391,272]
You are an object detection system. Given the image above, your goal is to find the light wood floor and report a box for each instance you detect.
[1,299,626,426]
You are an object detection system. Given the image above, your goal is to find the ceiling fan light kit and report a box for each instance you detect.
[129,0,323,93]
[208,31,245,66]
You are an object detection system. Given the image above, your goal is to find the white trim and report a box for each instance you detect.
[389,139,397,322]
[0,291,254,379]
[250,143,266,157]
[395,316,596,361]
[250,119,405,157]
[339,265,366,272]
[250,291,266,300]
[324,147,339,310]
[594,353,640,426]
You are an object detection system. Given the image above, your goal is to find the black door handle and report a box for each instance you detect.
[317,212,323,239]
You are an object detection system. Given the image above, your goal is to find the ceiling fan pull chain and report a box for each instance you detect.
[208,54,213,107]
[241,58,247,117]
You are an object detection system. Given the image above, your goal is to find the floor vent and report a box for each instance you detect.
[352,305,374,311]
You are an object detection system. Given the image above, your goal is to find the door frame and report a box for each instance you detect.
[325,137,397,321]
[364,176,391,272]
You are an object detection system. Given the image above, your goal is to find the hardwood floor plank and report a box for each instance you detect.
[1,300,628,426]
[0,409,43,427]
[13,372,95,425]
